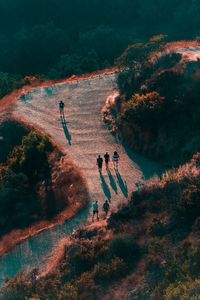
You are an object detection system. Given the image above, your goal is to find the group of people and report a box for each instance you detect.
[58,100,120,222]
[92,199,110,221]
[97,151,120,172]
[93,151,120,221]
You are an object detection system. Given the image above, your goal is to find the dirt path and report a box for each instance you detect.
[13,73,162,217]
[177,46,200,61]
[0,71,164,284]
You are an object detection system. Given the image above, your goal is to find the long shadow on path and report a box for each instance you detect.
[115,169,128,198]
[61,116,72,145]
[123,143,164,179]
[107,169,118,195]
[100,173,111,202]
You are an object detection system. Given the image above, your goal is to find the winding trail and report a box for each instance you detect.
[0,73,163,283]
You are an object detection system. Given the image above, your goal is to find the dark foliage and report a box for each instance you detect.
[117,47,200,165]
[0,128,54,236]
[109,235,141,264]
[0,72,22,99]
[0,121,28,163]
[0,0,200,79]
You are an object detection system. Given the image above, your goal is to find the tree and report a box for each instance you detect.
[116,35,167,71]
[8,131,54,184]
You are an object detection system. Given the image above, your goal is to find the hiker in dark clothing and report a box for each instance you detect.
[113,151,120,170]
[103,200,110,217]
[59,100,65,118]
[97,155,103,173]
[104,152,110,169]
[92,200,99,222]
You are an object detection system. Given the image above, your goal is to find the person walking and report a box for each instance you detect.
[104,152,110,169]
[103,199,110,218]
[113,151,120,170]
[92,200,99,221]
[59,100,65,118]
[97,155,103,173]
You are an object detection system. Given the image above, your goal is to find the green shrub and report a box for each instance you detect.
[150,218,167,237]
[169,184,200,233]
[93,258,127,284]
[8,130,54,184]
[74,272,98,300]
[61,239,109,282]
[67,244,95,278]
[121,92,164,127]
[151,243,200,298]
[0,128,55,235]
[58,284,78,300]
[109,235,141,264]
[163,279,200,300]
[0,72,21,99]
[0,121,28,163]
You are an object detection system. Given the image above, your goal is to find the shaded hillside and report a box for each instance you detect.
[110,40,200,166]
[0,121,87,239]
[2,153,200,299]
[0,125,55,236]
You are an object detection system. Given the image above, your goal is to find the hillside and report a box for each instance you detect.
[0,36,200,298]
[1,0,200,298]
[2,154,200,300]
[104,40,200,166]
[0,119,88,257]
[0,70,163,287]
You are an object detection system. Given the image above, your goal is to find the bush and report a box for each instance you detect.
[169,184,200,233]
[0,171,41,234]
[0,128,55,236]
[64,239,109,280]
[150,218,167,237]
[52,50,100,79]
[109,235,141,264]
[121,92,164,127]
[58,284,78,300]
[74,272,98,300]
[151,243,200,298]
[117,48,200,165]
[93,258,127,284]
[163,279,200,300]
[181,186,200,222]
[0,121,28,163]
[0,72,21,99]
[8,130,54,184]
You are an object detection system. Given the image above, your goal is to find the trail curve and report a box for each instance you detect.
[0,72,163,283]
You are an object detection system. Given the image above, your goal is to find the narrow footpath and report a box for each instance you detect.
[0,72,163,283]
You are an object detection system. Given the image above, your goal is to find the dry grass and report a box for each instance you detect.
[40,237,73,278]
[102,91,121,134]
[102,270,144,300]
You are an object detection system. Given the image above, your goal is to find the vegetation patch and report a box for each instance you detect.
[0,121,87,242]
[4,154,200,299]
[112,38,200,166]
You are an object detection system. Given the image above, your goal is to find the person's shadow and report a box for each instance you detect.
[107,169,118,194]
[61,116,72,145]
[115,170,128,198]
[100,173,111,202]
